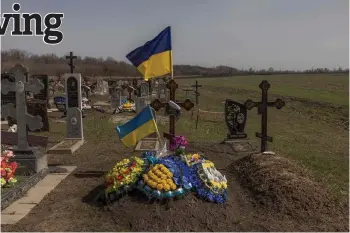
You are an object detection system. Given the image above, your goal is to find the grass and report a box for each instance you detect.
[173,74,349,202]
[36,73,348,203]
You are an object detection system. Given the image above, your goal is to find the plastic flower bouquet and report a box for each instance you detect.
[105,157,147,195]
[170,136,188,155]
[1,150,18,187]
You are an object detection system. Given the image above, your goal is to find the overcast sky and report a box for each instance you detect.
[1,0,349,69]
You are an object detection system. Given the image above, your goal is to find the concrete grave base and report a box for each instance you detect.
[93,101,110,106]
[223,139,257,156]
[1,121,9,130]
[47,108,59,112]
[47,138,85,155]
[134,138,160,152]
[1,168,49,211]
[1,166,77,225]
[11,149,48,176]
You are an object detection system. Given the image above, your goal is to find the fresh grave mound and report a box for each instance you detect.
[103,152,228,204]
[232,153,344,217]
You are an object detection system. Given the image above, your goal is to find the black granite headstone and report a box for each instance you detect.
[225,99,247,139]
[67,77,79,108]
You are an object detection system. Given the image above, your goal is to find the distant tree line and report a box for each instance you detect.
[1,49,348,77]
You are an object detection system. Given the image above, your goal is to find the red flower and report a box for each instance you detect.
[116,175,124,180]
[1,160,7,168]
[10,162,18,172]
[1,169,6,177]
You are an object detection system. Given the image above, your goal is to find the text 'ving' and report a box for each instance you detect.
[0,3,64,45]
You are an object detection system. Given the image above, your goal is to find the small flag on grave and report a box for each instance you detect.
[126,26,172,81]
[116,106,158,147]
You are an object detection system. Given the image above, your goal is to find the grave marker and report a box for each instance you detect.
[136,97,148,114]
[150,79,194,145]
[64,73,83,139]
[244,80,286,152]
[157,83,168,102]
[31,75,49,106]
[182,88,193,99]
[126,85,135,100]
[1,63,48,174]
[110,87,122,109]
[225,100,247,139]
[28,74,50,132]
[66,51,77,74]
[191,80,202,105]
[1,73,16,106]
[140,82,149,97]
[66,107,83,139]
[47,73,84,155]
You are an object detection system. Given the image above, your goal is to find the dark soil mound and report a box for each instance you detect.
[232,153,349,231]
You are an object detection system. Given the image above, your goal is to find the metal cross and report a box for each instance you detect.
[244,80,286,153]
[66,51,77,74]
[150,79,194,145]
[191,80,202,105]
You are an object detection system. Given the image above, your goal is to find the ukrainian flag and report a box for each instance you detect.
[116,106,158,147]
[126,26,172,81]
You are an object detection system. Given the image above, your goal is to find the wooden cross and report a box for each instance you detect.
[150,79,194,145]
[191,80,202,105]
[66,51,77,74]
[244,80,285,153]
[1,64,45,151]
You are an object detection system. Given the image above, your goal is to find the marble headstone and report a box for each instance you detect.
[111,87,122,108]
[136,97,148,114]
[66,107,83,139]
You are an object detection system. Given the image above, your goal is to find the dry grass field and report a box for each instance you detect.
[174,74,349,202]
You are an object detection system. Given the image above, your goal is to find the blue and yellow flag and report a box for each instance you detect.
[116,106,158,147]
[126,26,172,81]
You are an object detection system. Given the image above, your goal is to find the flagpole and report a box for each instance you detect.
[170,26,174,80]
[150,106,164,154]
[170,50,174,79]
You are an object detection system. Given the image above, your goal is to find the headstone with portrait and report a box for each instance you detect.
[64,73,83,139]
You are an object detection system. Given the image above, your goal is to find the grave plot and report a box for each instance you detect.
[1,78,347,231]
[0,64,50,210]
[47,73,85,155]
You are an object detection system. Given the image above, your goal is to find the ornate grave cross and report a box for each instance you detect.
[191,80,202,105]
[244,80,286,152]
[66,51,77,74]
[150,79,194,145]
[1,64,45,151]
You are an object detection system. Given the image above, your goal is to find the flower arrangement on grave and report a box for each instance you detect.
[182,153,203,167]
[188,160,228,203]
[170,135,188,155]
[137,161,186,199]
[105,156,147,195]
[1,150,18,187]
[121,99,135,111]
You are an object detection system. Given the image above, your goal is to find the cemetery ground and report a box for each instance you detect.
[2,74,349,231]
